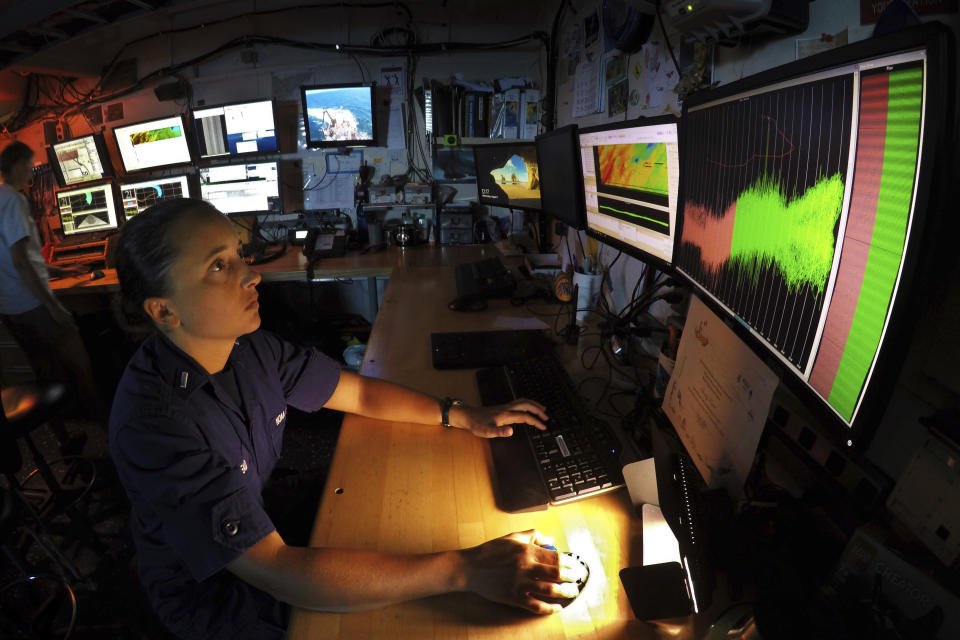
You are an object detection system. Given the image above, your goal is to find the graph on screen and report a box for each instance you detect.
[676,56,927,426]
[120,176,191,218]
[676,75,854,369]
[57,184,118,235]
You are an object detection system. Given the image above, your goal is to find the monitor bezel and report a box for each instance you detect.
[111,113,195,174]
[54,181,119,237]
[46,132,115,188]
[191,98,279,160]
[579,114,681,272]
[117,173,195,220]
[672,22,955,450]
[198,160,282,216]
[471,140,542,213]
[299,82,378,149]
[535,124,587,230]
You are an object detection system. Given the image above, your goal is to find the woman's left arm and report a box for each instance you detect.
[324,371,548,438]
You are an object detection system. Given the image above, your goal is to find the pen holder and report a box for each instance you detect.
[572,270,602,324]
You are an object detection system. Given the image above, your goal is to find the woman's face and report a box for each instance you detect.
[162,209,262,341]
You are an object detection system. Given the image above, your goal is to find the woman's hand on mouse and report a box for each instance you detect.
[455,529,577,614]
[447,399,548,438]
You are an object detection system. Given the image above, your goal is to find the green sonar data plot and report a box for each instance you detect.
[130,126,182,146]
[729,172,845,295]
[597,142,669,195]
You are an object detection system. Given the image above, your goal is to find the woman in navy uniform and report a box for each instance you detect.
[109,199,576,639]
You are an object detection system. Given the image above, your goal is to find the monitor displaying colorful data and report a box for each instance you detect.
[579,116,680,267]
[119,175,192,219]
[199,162,279,214]
[112,115,192,173]
[673,24,954,439]
[193,99,278,158]
[47,133,114,187]
[56,183,118,236]
[300,83,376,147]
[473,142,541,211]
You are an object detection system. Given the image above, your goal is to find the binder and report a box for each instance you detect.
[520,89,540,139]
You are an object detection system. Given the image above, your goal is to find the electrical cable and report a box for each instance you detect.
[655,1,682,77]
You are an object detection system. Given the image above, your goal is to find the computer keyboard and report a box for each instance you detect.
[453,257,516,302]
[477,352,625,511]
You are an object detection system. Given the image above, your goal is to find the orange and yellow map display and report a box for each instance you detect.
[597,142,669,196]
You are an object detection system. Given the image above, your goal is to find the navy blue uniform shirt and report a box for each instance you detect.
[109,329,341,640]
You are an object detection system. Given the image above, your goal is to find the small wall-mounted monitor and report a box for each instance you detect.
[579,116,680,269]
[119,175,193,219]
[300,83,376,148]
[199,162,280,215]
[536,124,586,230]
[112,115,192,173]
[46,133,114,188]
[56,183,119,236]
[473,142,541,212]
[192,99,278,158]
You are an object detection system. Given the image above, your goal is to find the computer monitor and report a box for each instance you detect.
[199,162,280,215]
[119,175,193,219]
[300,83,376,148]
[473,142,541,212]
[579,116,680,268]
[112,115,192,173]
[192,99,278,158]
[46,133,114,188]
[56,183,119,236]
[536,125,587,230]
[673,23,955,445]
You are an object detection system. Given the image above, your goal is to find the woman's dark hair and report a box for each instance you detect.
[0,141,34,176]
[113,197,221,331]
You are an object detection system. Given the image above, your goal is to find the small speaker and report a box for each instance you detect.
[154,80,188,102]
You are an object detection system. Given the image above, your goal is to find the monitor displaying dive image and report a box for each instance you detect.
[192,99,277,158]
[673,24,954,439]
[56,183,118,236]
[199,162,279,214]
[473,142,541,211]
[300,83,375,147]
[579,117,680,267]
[120,175,192,219]
[113,115,192,173]
[46,133,114,187]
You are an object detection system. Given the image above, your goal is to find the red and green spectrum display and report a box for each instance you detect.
[676,63,924,424]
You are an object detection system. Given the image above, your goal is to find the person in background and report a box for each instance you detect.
[0,140,104,453]
[109,197,579,640]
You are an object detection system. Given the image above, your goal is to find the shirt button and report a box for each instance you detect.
[223,520,240,536]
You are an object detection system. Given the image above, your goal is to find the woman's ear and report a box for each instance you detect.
[143,297,181,329]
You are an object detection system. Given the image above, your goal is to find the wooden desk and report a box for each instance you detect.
[287,266,656,640]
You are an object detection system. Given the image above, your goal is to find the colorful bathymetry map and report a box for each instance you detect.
[597,142,668,196]
[130,126,182,146]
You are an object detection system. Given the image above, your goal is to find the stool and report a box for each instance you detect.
[1,382,104,561]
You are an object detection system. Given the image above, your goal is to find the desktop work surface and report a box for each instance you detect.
[287,266,661,639]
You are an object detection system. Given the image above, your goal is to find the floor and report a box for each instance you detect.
[1,404,342,639]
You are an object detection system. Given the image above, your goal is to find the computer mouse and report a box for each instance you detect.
[543,545,590,603]
[90,270,105,280]
[447,295,487,312]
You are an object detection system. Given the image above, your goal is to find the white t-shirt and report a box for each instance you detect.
[0,183,48,314]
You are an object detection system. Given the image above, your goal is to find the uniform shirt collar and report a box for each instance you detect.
[150,331,247,398]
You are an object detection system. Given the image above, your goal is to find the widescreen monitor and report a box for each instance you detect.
[536,124,586,230]
[673,23,955,444]
[473,142,541,212]
[300,83,376,148]
[193,99,278,158]
[56,183,118,236]
[579,116,680,268]
[112,115,192,173]
[46,133,114,188]
[199,162,280,214]
[119,175,193,219]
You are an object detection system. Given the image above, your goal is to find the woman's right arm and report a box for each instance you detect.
[227,528,576,614]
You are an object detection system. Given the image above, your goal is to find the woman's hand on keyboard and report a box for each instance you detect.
[450,399,548,438]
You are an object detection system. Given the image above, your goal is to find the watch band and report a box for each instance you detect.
[441,396,463,429]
